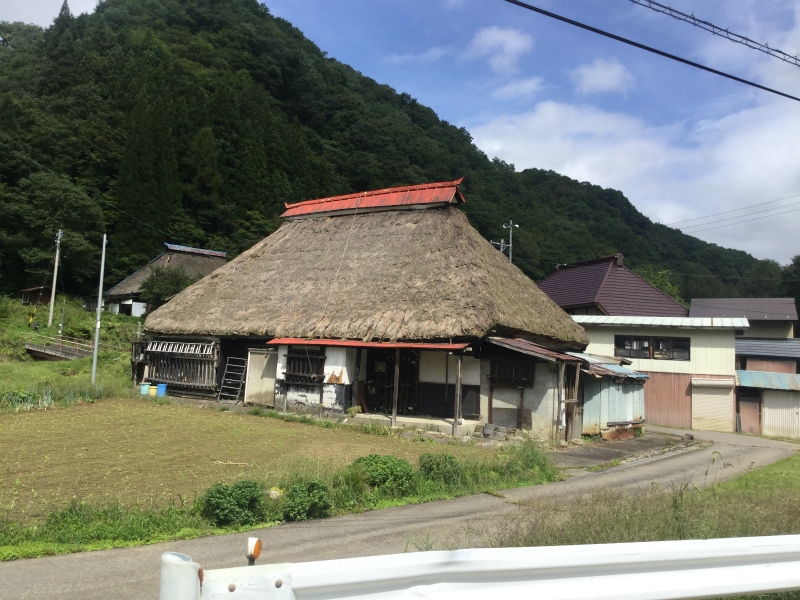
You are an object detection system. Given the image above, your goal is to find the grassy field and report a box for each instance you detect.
[0,397,494,522]
[0,295,140,363]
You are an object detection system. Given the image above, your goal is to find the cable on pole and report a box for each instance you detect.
[630,0,800,69]
[500,0,800,103]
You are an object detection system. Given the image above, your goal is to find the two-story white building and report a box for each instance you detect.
[573,315,749,432]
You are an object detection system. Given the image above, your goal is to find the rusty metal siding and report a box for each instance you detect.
[641,372,692,428]
[739,399,761,435]
[762,390,800,439]
[746,358,797,374]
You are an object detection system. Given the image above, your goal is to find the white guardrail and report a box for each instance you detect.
[161,535,800,600]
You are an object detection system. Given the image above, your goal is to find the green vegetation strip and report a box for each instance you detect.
[0,438,557,560]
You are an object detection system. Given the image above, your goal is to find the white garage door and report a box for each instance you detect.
[762,391,800,439]
[691,378,734,432]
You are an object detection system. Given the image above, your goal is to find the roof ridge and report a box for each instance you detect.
[283,177,464,210]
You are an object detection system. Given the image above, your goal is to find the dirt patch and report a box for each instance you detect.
[0,398,489,521]
[550,434,695,469]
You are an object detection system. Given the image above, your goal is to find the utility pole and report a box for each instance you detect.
[47,229,63,327]
[91,234,107,386]
[503,220,519,264]
[491,238,508,257]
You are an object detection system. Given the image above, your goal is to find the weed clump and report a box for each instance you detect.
[283,479,332,522]
[200,480,266,527]
[353,454,414,496]
[419,453,462,486]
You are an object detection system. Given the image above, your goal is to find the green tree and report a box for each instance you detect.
[139,266,195,311]
[634,266,687,306]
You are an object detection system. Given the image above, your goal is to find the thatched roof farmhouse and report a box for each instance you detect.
[138,179,590,439]
[105,244,227,317]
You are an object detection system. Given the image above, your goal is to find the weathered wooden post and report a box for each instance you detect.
[452,353,462,436]
[391,348,400,427]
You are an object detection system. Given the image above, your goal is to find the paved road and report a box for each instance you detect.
[1,428,796,600]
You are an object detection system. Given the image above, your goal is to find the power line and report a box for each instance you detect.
[0,135,184,245]
[665,192,800,226]
[630,0,800,69]
[679,204,800,234]
[500,0,800,103]
[679,198,800,231]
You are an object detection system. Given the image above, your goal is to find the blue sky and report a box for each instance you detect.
[6,0,800,263]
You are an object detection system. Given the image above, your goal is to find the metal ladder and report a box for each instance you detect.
[217,357,248,403]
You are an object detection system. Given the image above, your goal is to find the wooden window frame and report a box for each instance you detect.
[489,358,533,387]
[284,345,326,386]
[614,335,690,361]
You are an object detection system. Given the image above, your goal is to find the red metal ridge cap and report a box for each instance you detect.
[267,338,470,351]
[280,178,465,219]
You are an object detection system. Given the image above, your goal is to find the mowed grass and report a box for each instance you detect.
[0,397,489,522]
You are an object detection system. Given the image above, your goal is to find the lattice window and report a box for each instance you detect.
[284,346,326,385]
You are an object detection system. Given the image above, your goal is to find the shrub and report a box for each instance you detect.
[503,439,559,482]
[200,480,266,527]
[353,454,414,496]
[419,453,462,486]
[283,479,332,522]
[330,466,373,511]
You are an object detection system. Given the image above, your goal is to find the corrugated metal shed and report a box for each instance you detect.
[567,352,648,379]
[690,298,798,321]
[538,254,689,317]
[736,370,800,391]
[281,178,465,220]
[573,315,749,329]
[735,338,800,358]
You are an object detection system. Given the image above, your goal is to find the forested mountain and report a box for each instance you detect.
[0,0,795,303]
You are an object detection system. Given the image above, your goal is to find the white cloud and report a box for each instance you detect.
[491,77,543,100]
[470,98,800,262]
[383,46,447,65]
[465,26,533,75]
[3,0,98,27]
[570,59,636,95]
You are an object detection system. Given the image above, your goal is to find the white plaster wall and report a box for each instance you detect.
[419,352,480,385]
[106,303,120,314]
[130,301,147,318]
[275,344,288,381]
[479,358,491,423]
[323,347,357,384]
[526,362,558,439]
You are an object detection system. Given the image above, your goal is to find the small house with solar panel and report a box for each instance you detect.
[137,178,603,439]
[104,244,227,317]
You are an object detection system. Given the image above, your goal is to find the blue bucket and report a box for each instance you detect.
[156,383,167,398]
[140,383,150,395]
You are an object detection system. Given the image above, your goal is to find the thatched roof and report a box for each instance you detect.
[106,244,227,299]
[145,197,588,349]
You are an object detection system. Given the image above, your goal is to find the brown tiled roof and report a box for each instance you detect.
[690,298,798,321]
[537,254,689,317]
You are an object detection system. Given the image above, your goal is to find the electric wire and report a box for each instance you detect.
[677,204,800,234]
[629,0,800,69]
[0,135,185,245]
[665,192,800,226]
[500,0,800,102]
[678,198,800,231]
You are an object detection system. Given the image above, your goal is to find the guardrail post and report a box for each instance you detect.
[160,552,201,600]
